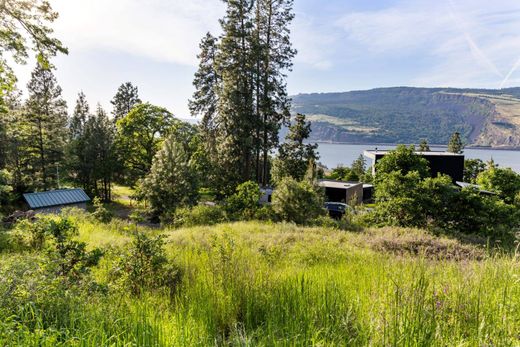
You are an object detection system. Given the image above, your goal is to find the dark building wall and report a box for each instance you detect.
[374,154,464,182]
[324,185,363,205]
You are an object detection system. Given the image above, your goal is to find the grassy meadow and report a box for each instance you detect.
[1,212,519,346]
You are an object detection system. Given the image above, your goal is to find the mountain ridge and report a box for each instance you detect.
[291,87,520,148]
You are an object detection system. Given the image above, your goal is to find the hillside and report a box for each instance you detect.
[292,87,520,148]
[1,214,519,345]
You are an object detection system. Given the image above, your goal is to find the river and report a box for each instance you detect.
[316,143,520,173]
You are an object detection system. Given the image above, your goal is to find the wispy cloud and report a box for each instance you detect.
[333,0,520,88]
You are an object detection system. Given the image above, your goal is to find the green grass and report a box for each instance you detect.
[1,215,519,346]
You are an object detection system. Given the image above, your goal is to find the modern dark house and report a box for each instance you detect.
[364,150,464,182]
[23,188,91,214]
[318,179,364,205]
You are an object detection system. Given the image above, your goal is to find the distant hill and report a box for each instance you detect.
[291,87,520,148]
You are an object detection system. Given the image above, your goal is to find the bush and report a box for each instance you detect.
[114,232,182,296]
[271,177,325,224]
[173,205,228,227]
[225,181,262,220]
[91,197,113,223]
[254,205,278,222]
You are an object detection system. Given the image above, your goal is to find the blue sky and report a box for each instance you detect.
[13,0,520,117]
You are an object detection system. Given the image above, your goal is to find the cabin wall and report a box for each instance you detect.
[34,203,87,215]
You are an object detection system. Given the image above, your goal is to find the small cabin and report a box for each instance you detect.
[23,188,91,214]
[318,179,363,205]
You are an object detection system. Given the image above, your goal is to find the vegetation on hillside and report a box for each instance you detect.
[1,213,519,346]
[292,87,520,147]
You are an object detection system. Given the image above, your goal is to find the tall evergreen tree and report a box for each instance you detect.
[255,0,296,185]
[111,82,141,121]
[447,132,464,154]
[191,0,296,193]
[214,0,256,191]
[83,105,116,201]
[67,92,91,190]
[24,63,68,190]
[271,114,318,183]
[69,92,89,140]
[190,33,220,134]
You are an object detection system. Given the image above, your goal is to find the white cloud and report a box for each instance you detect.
[334,0,520,88]
[52,0,225,66]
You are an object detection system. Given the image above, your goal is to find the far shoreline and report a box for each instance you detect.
[312,141,520,152]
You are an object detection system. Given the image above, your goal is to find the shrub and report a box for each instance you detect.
[45,218,103,283]
[91,197,113,223]
[477,166,520,204]
[173,205,228,227]
[254,205,278,222]
[115,232,182,296]
[271,177,325,224]
[225,181,262,220]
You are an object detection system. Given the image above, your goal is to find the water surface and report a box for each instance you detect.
[316,143,520,173]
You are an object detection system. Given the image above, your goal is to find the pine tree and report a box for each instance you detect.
[141,134,198,218]
[271,114,318,182]
[190,33,220,134]
[25,63,68,190]
[69,92,89,140]
[111,82,141,121]
[447,132,464,154]
[83,105,116,201]
[255,0,296,185]
[419,139,430,152]
[214,0,256,191]
[191,0,296,193]
[67,92,91,190]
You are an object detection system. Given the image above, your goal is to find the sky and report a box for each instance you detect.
[12,0,520,118]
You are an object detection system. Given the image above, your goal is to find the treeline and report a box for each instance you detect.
[1,0,324,222]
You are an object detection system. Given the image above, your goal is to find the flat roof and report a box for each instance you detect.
[318,179,362,189]
[23,188,91,209]
[364,150,464,160]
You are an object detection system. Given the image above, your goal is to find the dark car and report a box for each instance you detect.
[324,202,353,219]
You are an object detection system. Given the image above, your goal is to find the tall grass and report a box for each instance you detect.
[0,218,519,346]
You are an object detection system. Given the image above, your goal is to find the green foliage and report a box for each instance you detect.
[140,134,198,221]
[464,158,486,183]
[368,170,519,237]
[225,181,262,220]
[68,102,116,200]
[327,154,368,182]
[418,139,430,151]
[271,177,325,224]
[0,169,12,208]
[91,197,113,223]
[477,166,520,204]
[272,114,319,183]
[115,232,182,296]
[116,103,176,184]
[173,205,228,227]
[375,145,430,179]
[1,218,520,345]
[191,0,296,190]
[0,0,67,108]
[22,63,68,190]
[111,82,141,121]
[447,131,464,153]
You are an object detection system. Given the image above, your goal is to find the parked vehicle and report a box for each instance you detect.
[324,202,353,219]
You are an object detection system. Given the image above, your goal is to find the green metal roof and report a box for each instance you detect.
[23,189,90,209]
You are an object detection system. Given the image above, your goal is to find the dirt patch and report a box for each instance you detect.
[363,228,486,261]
